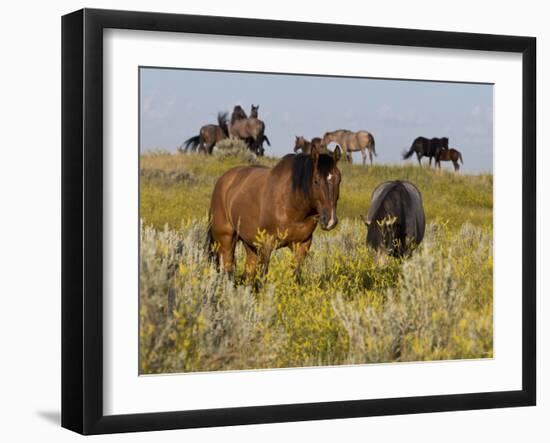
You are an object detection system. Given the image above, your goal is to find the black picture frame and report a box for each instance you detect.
[62,8,536,435]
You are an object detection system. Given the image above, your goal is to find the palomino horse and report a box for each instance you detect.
[182,112,229,154]
[436,148,463,171]
[229,105,268,155]
[207,144,343,280]
[403,136,449,166]
[293,136,325,155]
[322,129,376,166]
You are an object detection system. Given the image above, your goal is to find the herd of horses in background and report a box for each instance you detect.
[182,104,464,172]
[183,104,270,156]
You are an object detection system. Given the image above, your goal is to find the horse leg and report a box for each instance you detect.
[291,238,312,283]
[242,242,259,283]
[429,156,433,167]
[252,136,261,154]
[361,148,367,166]
[216,233,237,276]
[416,152,422,166]
[257,242,274,278]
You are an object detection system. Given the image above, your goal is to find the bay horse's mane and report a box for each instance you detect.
[289,153,336,199]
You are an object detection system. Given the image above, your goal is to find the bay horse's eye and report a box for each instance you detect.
[313,179,319,185]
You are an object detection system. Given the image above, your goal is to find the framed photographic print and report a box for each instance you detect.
[61,8,536,435]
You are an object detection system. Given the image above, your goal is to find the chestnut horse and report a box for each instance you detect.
[208,145,342,279]
[436,148,463,171]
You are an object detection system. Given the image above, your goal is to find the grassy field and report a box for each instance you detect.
[139,150,493,374]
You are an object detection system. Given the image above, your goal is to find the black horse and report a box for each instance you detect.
[361,180,425,257]
[403,136,449,166]
[249,134,271,156]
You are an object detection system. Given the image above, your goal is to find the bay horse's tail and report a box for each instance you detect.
[369,133,377,156]
[262,134,271,146]
[205,220,219,265]
[458,151,464,164]
[183,134,200,152]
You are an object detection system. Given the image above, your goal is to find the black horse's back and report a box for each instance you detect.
[364,180,425,257]
[403,136,448,163]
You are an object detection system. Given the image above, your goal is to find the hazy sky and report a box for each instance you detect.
[140,68,493,173]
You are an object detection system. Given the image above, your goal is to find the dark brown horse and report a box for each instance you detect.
[247,104,270,156]
[436,148,463,171]
[293,136,325,155]
[182,112,229,154]
[207,145,342,279]
[250,104,259,118]
[403,136,449,166]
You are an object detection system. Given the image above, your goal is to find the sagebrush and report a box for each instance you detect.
[139,152,493,374]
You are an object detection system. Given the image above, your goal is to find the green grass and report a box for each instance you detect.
[139,151,493,374]
[140,152,492,233]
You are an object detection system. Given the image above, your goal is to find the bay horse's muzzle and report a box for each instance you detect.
[320,211,338,231]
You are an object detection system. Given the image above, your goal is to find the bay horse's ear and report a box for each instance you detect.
[310,143,320,165]
[333,145,342,163]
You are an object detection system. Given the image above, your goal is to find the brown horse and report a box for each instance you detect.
[293,136,325,155]
[207,144,342,280]
[248,104,270,156]
[229,105,267,154]
[322,129,376,166]
[250,104,259,118]
[182,112,229,154]
[231,105,248,123]
[436,148,463,171]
